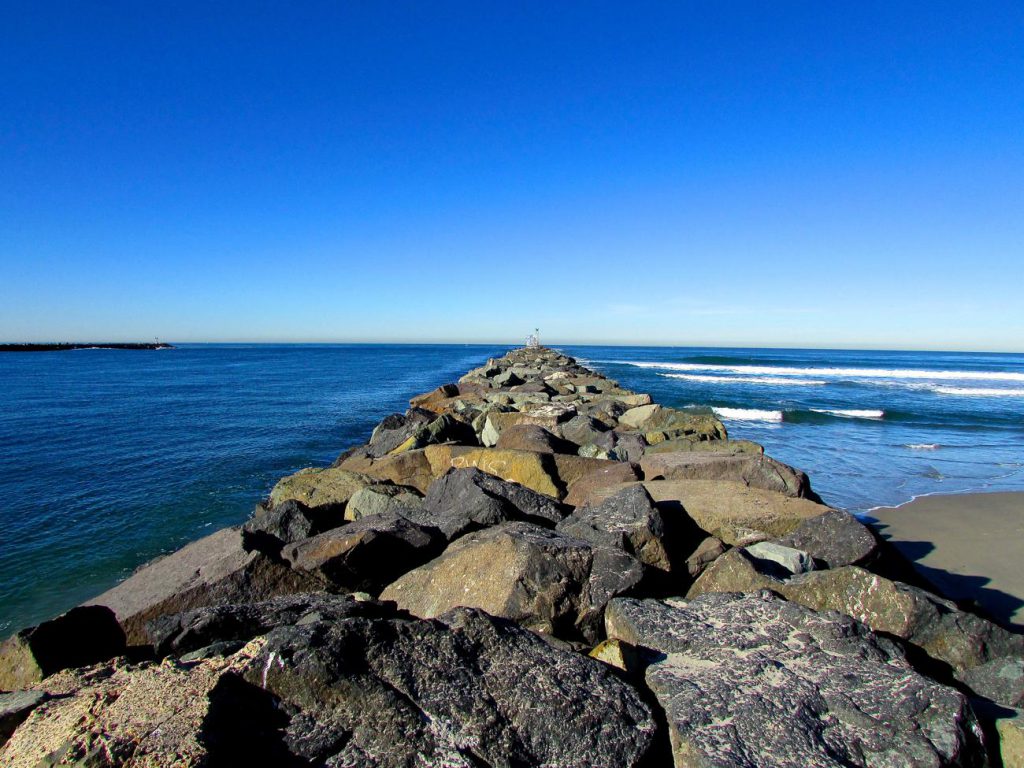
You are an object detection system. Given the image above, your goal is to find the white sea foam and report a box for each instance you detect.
[712,407,784,422]
[811,408,885,419]
[931,386,1024,397]
[610,360,1024,382]
[661,373,827,386]
[905,443,941,450]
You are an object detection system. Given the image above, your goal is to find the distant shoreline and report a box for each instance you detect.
[0,343,174,352]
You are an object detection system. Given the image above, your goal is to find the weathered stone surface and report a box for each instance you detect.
[775,508,879,568]
[424,445,561,498]
[282,512,444,593]
[343,483,422,520]
[0,691,47,746]
[0,641,268,768]
[86,527,327,645]
[389,413,477,454]
[745,541,815,575]
[147,592,387,658]
[366,408,435,457]
[409,382,460,411]
[557,484,670,571]
[496,423,576,454]
[618,403,661,429]
[336,448,435,493]
[580,480,829,544]
[553,454,641,505]
[961,656,1024,707]
[268,465,377,510]
[997,714,1024,768]
[380,522,642,642]
[249,608,657,767]
[241,499,344,557]
[0,607,126,690]
[644,437,764,455]
[605,592,986,768]
[413,467,564,539]
[611,432,647,463]
[640,451,817,499]
[689,547,1024,675]
[560,414,611,447]
[685,536,727,579]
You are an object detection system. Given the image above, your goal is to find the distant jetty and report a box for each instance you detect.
[0,346,1020,766]
[0,342,173,352]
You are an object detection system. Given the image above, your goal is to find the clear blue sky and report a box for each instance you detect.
[2,3,1022,350]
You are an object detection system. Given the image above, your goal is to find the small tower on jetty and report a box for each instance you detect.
[526,328,540,348]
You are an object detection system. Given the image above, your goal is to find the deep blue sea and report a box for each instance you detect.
[2,343,1022,635]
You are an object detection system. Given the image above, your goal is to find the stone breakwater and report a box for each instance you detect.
[1,346,1022,766]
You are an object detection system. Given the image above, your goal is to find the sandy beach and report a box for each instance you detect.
[867,491,1024,630]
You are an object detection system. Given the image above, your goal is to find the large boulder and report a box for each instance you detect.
[249,608,657,767]
[556,484,670,571]
[282,512,444,594]
[580,480,830,544]
[268,466,378,510]
[365,408,435,457]
[604,592,986,768]
[552,454,642,506]
[85,527,327,646]
[688,547,1024,676]
[423,445,562,498]
[644,437,763,455]
[774,508,879,568]
[336,447,436,494]
[241,498,343,558]
[343,483,422,520]
[411,467,565,539]
[0,691,46,747]
[495,423,577,454]
[380,521,643,642]
[0,607,125,690]
[639,451,817,500]
[388,413,478,454]
[147,592,389,658]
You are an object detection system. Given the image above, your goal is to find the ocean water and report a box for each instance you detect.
[1,343,1022,635]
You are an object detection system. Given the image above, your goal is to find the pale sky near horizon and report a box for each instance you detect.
[2,3,1022,351]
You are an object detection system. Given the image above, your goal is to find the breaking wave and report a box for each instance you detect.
[661,373,827,386]
[611,360,1024,382]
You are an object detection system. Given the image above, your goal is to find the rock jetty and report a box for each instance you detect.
[1,346,1021,767]
[0,343,173,352]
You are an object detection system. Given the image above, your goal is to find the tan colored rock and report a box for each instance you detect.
[685,536,727,579]
[482,410,563,446]
[337,449,435,494]
[344,484,422,521]
[639,452,815,499]
[408,383,459,411]
[0,640,264,767]
[644,437,763,455]
[618,404,661,429]
[551,455,642,507]
[998,714,1024,768]
[423,445,561,498]
[269,466,377,509]
[579,480,828,544]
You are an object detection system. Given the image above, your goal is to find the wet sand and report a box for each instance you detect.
[866,491,1024,630]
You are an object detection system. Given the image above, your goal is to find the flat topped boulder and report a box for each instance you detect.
[423,445,561,498]
[580,480,830,545]
[639,451,816,499]
[85,527,326,645]
[380,521,643,642]
[775,508,878,568]
[605,592,986,768]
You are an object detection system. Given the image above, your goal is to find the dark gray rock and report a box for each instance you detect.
[606,592,987,768]
[0,606,126,689]
[282,512,445,593]
[560,414,611,446]
[611,432,647,463]
[241,499,344,558]
[961,656,1024,708]
[246,607,657,767]
[391,413,478,452]
[366,408,436,457]
[775,508,879,568]
[0,690,48,746]
[147,592,390,658]
[557,484,670,571]
[414,467,565,539]
[380,521,643,643]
